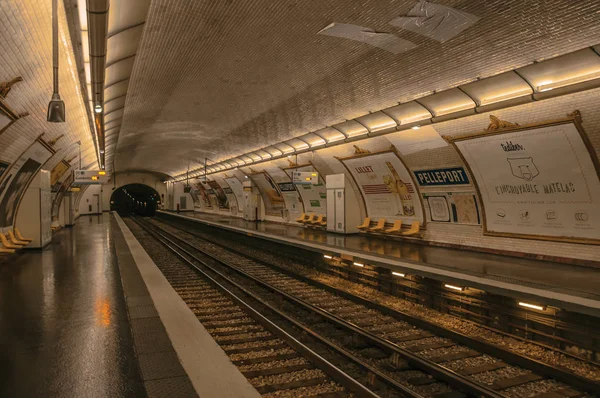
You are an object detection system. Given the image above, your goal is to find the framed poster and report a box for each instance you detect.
[51,160,71,187]
[0,139,54,228]
[284,163,327,215]
[427,196,450,222]
[248,171,286,216]
[337,149,425,225]
[193,181,212,208]
[0,161,9,181]
[451,114,600,243]
[423,192,480,225]
[224,176,244,213]
[207,180,229,209]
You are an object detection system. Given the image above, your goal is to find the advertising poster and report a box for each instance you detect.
[193,181,212,208]
[339,150,424,224]
[51,160,71,187]
[266,166,304,219]
[52,171,74,221]
[0,161,9,180]
[249,172,286,216]
[423,192,480,225]
[207,180,229,209]
[453,119,600,242]
[0,140,54,228]
[224,176,244,214]
[284,164,327,215]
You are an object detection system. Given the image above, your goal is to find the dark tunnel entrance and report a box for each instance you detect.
[110,184,160,217]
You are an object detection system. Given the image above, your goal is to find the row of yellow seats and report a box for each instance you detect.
[295,213,327,227]
[0,228,32,253]
[357,217,420,236]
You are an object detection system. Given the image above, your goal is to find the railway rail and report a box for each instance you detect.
[131,216,598,397]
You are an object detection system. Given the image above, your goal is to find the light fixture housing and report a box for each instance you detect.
[94,104,103,114]
[444,284,465,292]
[353,262,365,267]
[392,272,406,277]
[47,94,66,123]
[518,302,546,311]
[323,254,333,259]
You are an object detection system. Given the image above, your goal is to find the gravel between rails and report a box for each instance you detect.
[238,357,310,372]
[261,381,345,398]
[248,368,327,387]
[211,233,600,382]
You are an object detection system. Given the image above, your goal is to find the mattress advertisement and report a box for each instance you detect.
[249,172,286,216]
[453,120,600,242]
[224,176,244,214]
[0,140,53,228]
[284,164,327,215]
[339,150,424,224]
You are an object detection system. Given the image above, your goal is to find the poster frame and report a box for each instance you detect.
[448,111,600,244]
[336,147,426,227]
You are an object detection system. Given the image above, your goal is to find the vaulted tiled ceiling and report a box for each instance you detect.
[115,0,600,177]
[0,0,97,170]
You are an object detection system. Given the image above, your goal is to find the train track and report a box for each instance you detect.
[127,217,380,397]
[143,215,599,398]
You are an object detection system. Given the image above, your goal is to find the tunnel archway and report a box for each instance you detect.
[110,183,160,217]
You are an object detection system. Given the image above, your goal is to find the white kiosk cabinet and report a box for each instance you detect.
[326,174,361,234]
[16,170,52,248]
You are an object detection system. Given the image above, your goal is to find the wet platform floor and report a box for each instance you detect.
[0,214,145,397]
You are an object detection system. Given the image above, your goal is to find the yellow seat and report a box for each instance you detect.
[401,221,421,236]
[357,217,371,230]
[316,216,327,226]
[384,220,403,233]
[368,218,386,232]
[1,233,22,250]
[302,214,316,224]
[15,228,33,243]
[311,214,324,224]
[295,213,307,223]
[8,230,28,245]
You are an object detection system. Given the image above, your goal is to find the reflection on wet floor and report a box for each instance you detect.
[175,211,600,299]
[0,214,145,397]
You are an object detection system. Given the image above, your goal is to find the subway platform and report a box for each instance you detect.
[0,213,259,398]
[159,211,600,318]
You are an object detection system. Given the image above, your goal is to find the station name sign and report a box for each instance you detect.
[73,170,109,185]
[413,167,470,187]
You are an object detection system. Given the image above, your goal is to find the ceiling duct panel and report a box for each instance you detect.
[104,79,130,102]
[355,111,397,136]
[298,132,326,149]
[247,153,262,162]
[108,0,150,36]
[417,88,476,120]
[105,109,124,123]
[104,95,126,114]
[264,146,283,157]
[313,127,346,143]
[106,25,144,65]
[284,138,309,151]
[239,155,254,163]
[461,71,533,112]
[517,48,600,99]
[255,150,271,159]
[231,157,246,165]
[333,120,368,139]
[274,143,295,154]
[105,57,136,87]
[383,101,432,128]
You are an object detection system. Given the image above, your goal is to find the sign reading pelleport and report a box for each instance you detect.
[73,170,109,184]
[414,167,470,187]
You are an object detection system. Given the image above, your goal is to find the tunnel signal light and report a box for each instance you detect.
[444,284,465,292]
[518,302,546,311]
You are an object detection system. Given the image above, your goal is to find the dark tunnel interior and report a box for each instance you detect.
[110,184,160,217]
